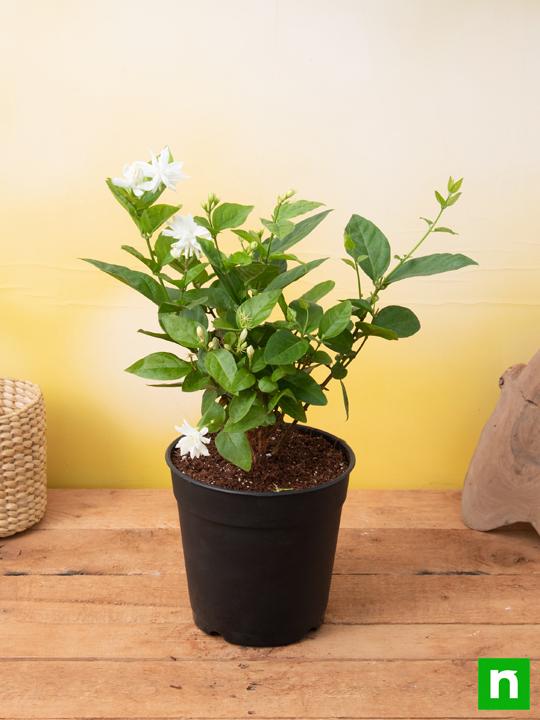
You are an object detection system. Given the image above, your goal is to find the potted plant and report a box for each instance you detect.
[85,147,476,646]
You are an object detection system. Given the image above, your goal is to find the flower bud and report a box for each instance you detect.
[196,326,205,343]
[246,345,255,363]
[224,343,231,351]
[239,328,248,343]
[209,337,220,350]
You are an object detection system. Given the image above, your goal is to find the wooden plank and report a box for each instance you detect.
[1,574,538,625]
[3,622,540,661]
[40,489,465,530]
[3,526,539,577]
[0,659,527,719]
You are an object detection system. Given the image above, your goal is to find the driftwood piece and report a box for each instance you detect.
[462,349,540,533]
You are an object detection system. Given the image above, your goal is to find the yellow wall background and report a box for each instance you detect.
[1,0,539,489]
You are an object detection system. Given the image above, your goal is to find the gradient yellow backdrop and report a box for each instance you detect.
[1,0,539,489]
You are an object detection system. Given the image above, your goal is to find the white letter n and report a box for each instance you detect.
[490,669,519,699]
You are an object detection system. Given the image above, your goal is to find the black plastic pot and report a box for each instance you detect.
[166,425,355,647]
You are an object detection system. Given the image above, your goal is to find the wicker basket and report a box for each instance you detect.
[0,379,47,537]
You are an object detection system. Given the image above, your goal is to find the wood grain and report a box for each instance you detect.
[3,622,540,661]
[39,489,465,530]
[3,525,538,576]
[0,659,528,719]
[1,489,538,720]
[1,574,538,625]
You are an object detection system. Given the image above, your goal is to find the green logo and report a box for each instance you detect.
[478,658,530,710]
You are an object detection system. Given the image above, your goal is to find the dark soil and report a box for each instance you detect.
[171,425,349,492]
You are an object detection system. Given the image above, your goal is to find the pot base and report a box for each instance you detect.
[194,614,322,647]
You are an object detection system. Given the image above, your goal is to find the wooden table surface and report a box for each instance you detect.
[1,489,539,719]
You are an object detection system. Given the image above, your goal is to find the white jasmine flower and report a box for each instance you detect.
[112,160,148,198]
[163,214,211,259]
[140,146,187,193]
[174,420,211,459]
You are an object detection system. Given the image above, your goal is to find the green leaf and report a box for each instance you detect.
[375,305,420,338]
[182,369,210,392]
[340,380,349,420]
[224,404,275,433]
[250,348,267,373]
[344,215,391,281]
[258,376,278,393]
[159,311,203,349]
[433,226,457,235]
[230,367,256,393]
[228,251,252,266]
[270,366,295,382]
[319,301,352,339]
[266,258,327,291]
[323,329,354,353]
[270,209,332,254]
[199,401,225,433]
[228,391,256,423]
[205,349,237,388]
[283,370,327,406]
[445,192,461,207]
[215,431,252,471]
[356,321,398,340]
[137,328,175,343]
[83,259,165,304]
[125,352,191,380]
[234,262,280,290]
[349,298,373,315]
[121,245,156,271]
[212,203,254,232]
[264,329,309,365]
[232,228,261,244]
[300,280,335,303]
[435,190,446,207]
[386,253,477,283]
[139,204,180,235]
[202,388,219,413]
[147,381,184,388]
[193,215,212,232]
[278,394,307,422]
[236,289,282,329]
[277,200,324,221]
[290,300,322,334]
[154,235,175,266]
[310,350,332,365]
[331,364,348,379]
[449,177,463,193]
[261,218,295,238]
[105,179,140,222]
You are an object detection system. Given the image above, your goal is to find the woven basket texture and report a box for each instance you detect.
[0,378,47,537]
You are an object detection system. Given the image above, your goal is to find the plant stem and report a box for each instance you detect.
[383,205,445,286]
[144,233,167,296]
[354,261,362,297]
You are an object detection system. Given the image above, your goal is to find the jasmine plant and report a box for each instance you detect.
[85,147,476,470]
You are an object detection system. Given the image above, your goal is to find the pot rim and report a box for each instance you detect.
[165,424,356,498]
